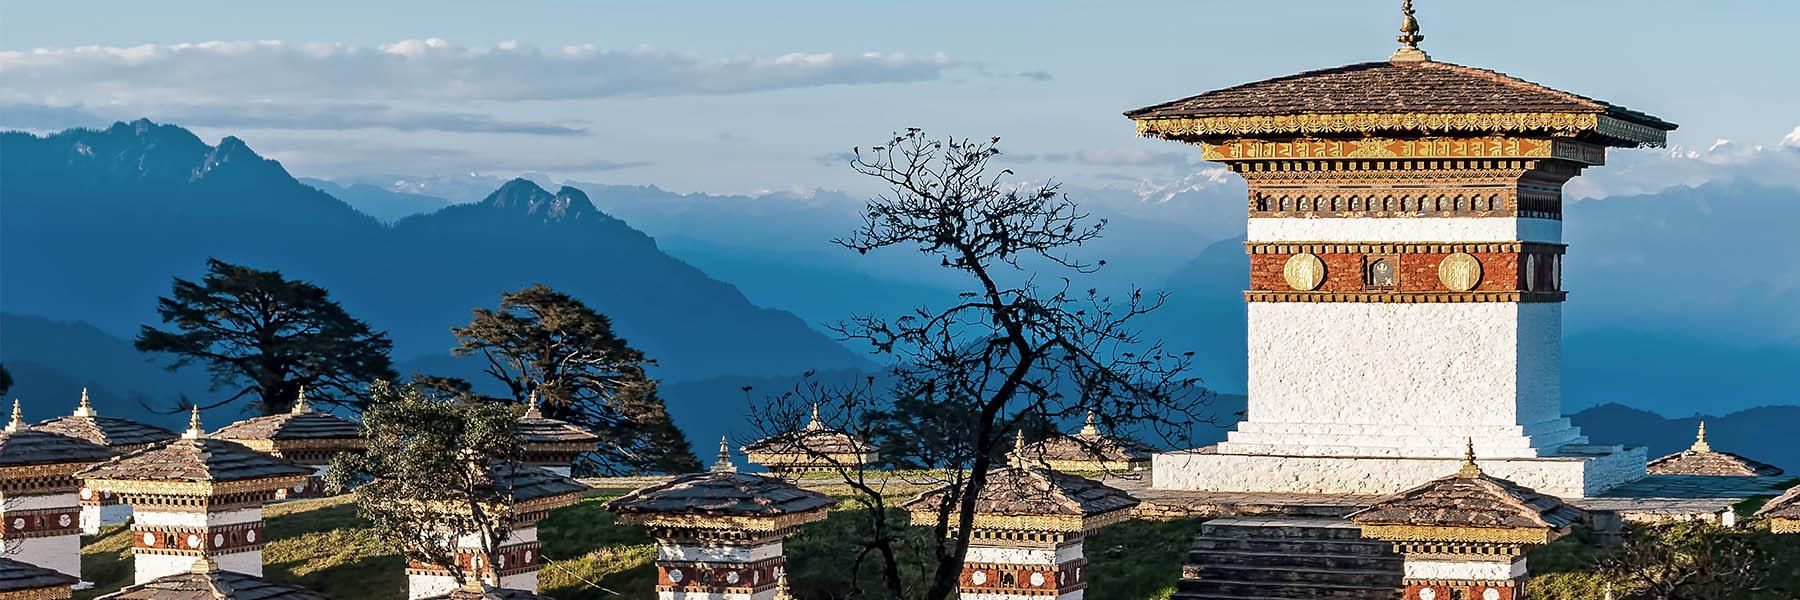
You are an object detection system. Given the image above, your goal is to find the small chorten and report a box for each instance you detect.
[901,464,1138,599]
[0,400,115,582]
[0,557,80,599]
[211,387,366,499]
[401,462,584,599]
[1755,485,1800,534]
[742,403,878,473]
[30,388,179,534]
[1351,440,1581,600]
[1390,0,1430,62]
[1646,421,1783,477]
[75,408,311,583]
[711,435,737,473]
[609,469,834,600]
[1015,412,1154,473]
[95,556,323,600]
[513,391,600,477]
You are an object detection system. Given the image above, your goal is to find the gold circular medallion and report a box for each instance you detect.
[1283,253,1326,291]
[1438,252,1483,292]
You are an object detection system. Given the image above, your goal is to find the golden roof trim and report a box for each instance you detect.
[614,506,830,532]
[1358,523,1555,545]
[80,474,310,497]
[905,507,1133,534]
[1135,112,1666,147]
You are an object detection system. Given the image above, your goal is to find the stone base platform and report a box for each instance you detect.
[1152,444,1647,498]
[1174,517,1403,600]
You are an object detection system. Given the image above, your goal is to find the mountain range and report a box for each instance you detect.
[0,120,866,395]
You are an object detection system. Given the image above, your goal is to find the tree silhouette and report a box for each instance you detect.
[135,258,394,415]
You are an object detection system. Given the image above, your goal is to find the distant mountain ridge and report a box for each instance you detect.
[0,120,868,399]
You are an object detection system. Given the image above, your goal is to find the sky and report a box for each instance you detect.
[3,0,1798,197]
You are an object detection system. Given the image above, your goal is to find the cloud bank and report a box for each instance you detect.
[0,39,959,103]
[1566,128,1800,199]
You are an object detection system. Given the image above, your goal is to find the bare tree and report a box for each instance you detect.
[747,130,1213,600]
[1601,521,1775,600]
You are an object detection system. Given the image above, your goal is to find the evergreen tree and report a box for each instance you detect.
[452,284,699,475]
[0,363,11,396]
[135,258,395,415]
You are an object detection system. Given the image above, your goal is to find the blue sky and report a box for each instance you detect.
[3,0,1797,195]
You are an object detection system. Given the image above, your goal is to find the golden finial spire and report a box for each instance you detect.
[773,568,794,600]
[1078,411,1100,437]
[1391,0,1431,62]
[710,435,736,473]
[1456,438,1483,479]
[4,399,23,432]
[1008,429,1028,466]
[189,556,221,575]
[1691,421,1712,453]
[182,405,205,439]
[291,386,312,414]
[524,390,543,419]
[804,402,825,431]
[74,387,98,417]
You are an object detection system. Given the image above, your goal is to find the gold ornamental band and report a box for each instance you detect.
[1133,112,1666,147]
[1245,242,1566,255]
[1245,291,1566,303]
[1200,136,1605,165]
[1359,524,1555,545]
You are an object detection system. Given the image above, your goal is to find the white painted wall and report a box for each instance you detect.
[962,543,1083,566]
[215,550,263,577]
[962,592,1083,600]
[1247,217,1562,243]
[659,541,781,563]
[656,591,771,600]
[1403,557,1526,581]
[1,492,78,510]
[135,507,261,528]
[1237,302,1573,457]
[409,574,458,600]
[498,571,539,593]
[5,534,80,578]
[1152,445,1646,498]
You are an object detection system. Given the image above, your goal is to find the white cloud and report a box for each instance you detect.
[0,39,961,105]
[0,101,585,136]
[1566,127,1800,199]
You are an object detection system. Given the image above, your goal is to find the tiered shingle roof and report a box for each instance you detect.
[905,466,1140,524]
[741,405,877,471]
[1350,443,1579,544]
[30,389,179,451]
[0,557,78,596]
[481,460,588,504]
[2,401,116,469]
[1646,422,1784,477]
[1016,413,1154,472]
[609,471,835,520]
[211,389,362,443]
[1755,485,1800,532]
[76,408,311,488]
[95,558,323,600]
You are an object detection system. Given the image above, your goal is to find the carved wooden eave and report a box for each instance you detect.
[613,507,831,533]
[79,474,310,499]
[1135,112,1667,148]
[1357,523,1561,546]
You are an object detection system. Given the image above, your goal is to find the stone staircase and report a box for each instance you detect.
[1174,517,1404,600]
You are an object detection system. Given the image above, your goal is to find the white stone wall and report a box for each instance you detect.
[1,492,78,510]
[656,591,773,600]
[409,574,458,600]
[962,543,1083,566]
[135,507,261,528]
[215,550,263,577]
[1236,302,1574,458]
[1403,557,1526,581]
[1152,445,1646,498]
[498,571,539,593]
[659,541,781,563]
[5,534,81,578]
[1247,217,1562,243]
[962,592,1082,600]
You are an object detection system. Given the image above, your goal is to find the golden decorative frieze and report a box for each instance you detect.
[1200,137,1604,165]
[82,474,309,498]
[1360,524,1553,545]
[617,506,831,533]
[1245,291,1566,304]
[0,585,75,600]
[1771,517,1799,534]
[908,507,1132,534]
[1135,111,1665,147]
[1246,242,1565,255]
[1437,253,1484,292]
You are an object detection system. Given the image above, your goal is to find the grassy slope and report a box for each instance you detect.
[79,493,1199,600]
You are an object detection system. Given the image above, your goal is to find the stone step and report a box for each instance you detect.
[1200,523,1367,541]
[1189,548,1404,571]
[1190,536,1398,557]
[1176,579,1401,600]
[1191,564,1403,587]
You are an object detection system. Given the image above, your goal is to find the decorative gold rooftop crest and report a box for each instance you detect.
[1456,438,1483,479]
[711,435,737,473]
[74,387,98,417]
[292,386,313,414]
[4,399,23,432]
[182,405,205,439]
[1392,0,1430,62]
[1691,421,1712,453]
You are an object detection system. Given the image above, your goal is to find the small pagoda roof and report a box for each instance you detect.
[31,390,179,449]
[96,558,323,600]
[904,466,1140,525]
[1020,413,1154,468]
[608,471,835,523]
[1754,486,1800,520]
[1350,443,1579,543]
[1646,422,1784,477]
[515,394,600,447]
[0,557,78,594]
[481,461,587,504]
[211,388,362,444]
[1126,5,1674,148]
[76,408,311,488]
[2,400,116,468]
[742,405,874,458]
